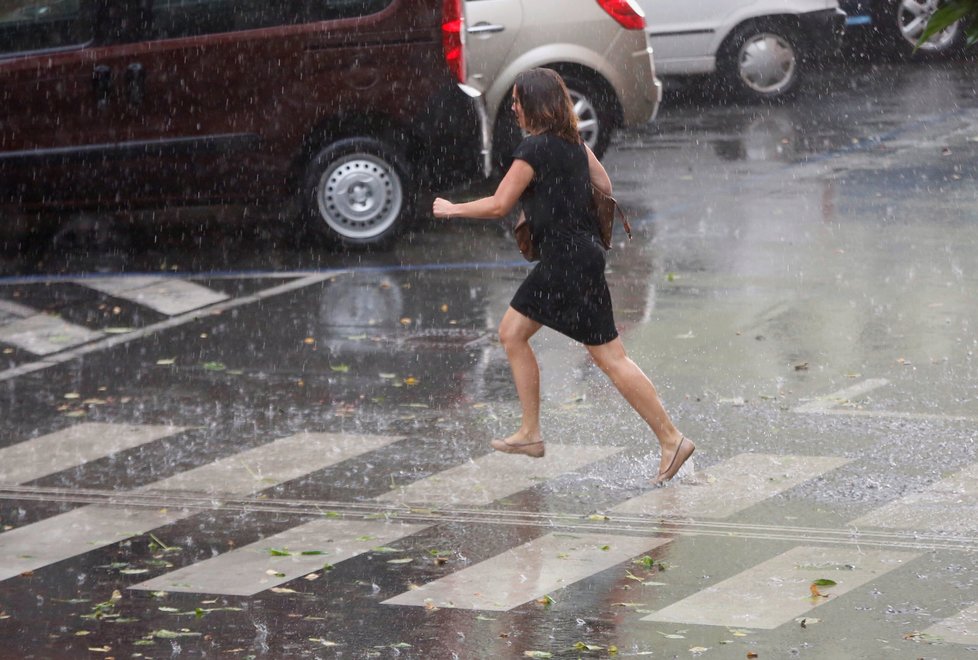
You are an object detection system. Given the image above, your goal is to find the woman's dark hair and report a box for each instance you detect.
[513,68,580,144]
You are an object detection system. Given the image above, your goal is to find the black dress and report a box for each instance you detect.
[509,133,618,346]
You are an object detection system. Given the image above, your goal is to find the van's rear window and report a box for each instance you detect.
[150,0,395,39]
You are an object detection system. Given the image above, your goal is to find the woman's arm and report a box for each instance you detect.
[433,159,534,219]
[585,144,612,195]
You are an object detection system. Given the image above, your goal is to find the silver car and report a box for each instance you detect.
[464,0,662,165]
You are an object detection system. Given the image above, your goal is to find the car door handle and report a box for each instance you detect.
[467,22,505,35]
[92,64,112,109]
[125,62,145,107]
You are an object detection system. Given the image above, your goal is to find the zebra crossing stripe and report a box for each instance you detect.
[375,444,623,506]
[923,603,978,645]
[130,519,428,596]
[641,545,920,629]
[382,532,670,611]
[0,312,103,355]
[849,462,978,534]
[793,379,889,413]
[0,433,401,583]
[128,443,623,596]
[611,454,851,519]
[0,423,186,485]
[81,277,229,316]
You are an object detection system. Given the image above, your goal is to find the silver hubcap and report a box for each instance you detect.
[738,33,797,95]
[316,154,402,240]
[897,0,960,51]
[568,89,600,149]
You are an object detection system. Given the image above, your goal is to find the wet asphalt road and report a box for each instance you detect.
[1,58,978,659]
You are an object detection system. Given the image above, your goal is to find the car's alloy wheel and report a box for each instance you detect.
[561,74,614,158]
[568,88,600,151]
[303,139,410,248]
[893,0,962,54]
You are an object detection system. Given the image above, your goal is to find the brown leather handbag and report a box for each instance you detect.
[514,186,631,262]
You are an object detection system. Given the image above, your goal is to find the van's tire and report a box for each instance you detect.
[878,0,966,59]
[302,138,412,249]
[717,21,804,102]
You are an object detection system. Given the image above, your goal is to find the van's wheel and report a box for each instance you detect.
[302,138,412,249]
[879,0,965,59]
[718,22,804,102]
[561,73,615,158]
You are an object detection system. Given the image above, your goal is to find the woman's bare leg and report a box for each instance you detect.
[586,337,693,481]
[494,306,544,456]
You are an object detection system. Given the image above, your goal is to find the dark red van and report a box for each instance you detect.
[0,0,489,248]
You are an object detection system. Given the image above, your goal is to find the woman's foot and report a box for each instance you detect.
[490,430,544,458]
[654,435,695,484]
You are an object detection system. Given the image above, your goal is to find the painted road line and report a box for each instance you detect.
[850,462,978,534]
[131,519,428,596]
[383,532,669,611]
[0,423,186,485]
[375,444,623,506]
[923,603,978,645]
[642,545,920,629]
[0,312,103,355]
[611,454,851,519]
[0,272,336,383]
[793,378,889,413]
[0,432,401,582]
[82,277,228,316]
[0,298,36,320]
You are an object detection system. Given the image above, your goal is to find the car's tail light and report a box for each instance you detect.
[595,0,646,30]
[442,0,466,82]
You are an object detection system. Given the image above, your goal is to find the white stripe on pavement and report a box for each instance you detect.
[0,432,401,582]
[0,423,186,485]
[383,532,670,611]
[642,545,920,629]
[131,519,428,596]
[611,454,851,519]
[793,378,889,413]
[0,313,103,355]
[81,277,228,316]
[850,462,978,534]
[923,603,978,645]
[374,444,623,506]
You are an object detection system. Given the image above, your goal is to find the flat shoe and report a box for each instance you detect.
[655,435,695,484]
[490,437,545,458]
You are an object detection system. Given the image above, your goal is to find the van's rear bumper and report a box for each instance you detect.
[417,83,490,189]
[799,8,848,57]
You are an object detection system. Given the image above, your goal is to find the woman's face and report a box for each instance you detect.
[511,87,525,128]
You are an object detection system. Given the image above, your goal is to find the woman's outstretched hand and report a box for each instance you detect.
[432,197,455,219]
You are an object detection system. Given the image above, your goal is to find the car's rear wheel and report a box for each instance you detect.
[302,138,412,249]
[718,22,804,102]
[561,73,615,159]
[880,0,965,59]
[491,70,616,172]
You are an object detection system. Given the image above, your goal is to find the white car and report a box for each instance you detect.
[639,0,847,101]
[464,0,662,164]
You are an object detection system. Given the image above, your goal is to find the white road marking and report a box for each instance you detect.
[850,461,978,534]
[0,272,337,382]
[82,277,228,316]
[382,532,670,611]
[923,603,978,645]
[131,519,428,596]
[793,378,889,413]
[375,444,623,506]
[611,454,851,519]
[0,313,103,355]
[0,423,185,485]
[0,432,400,582]
[642,545,920,629]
